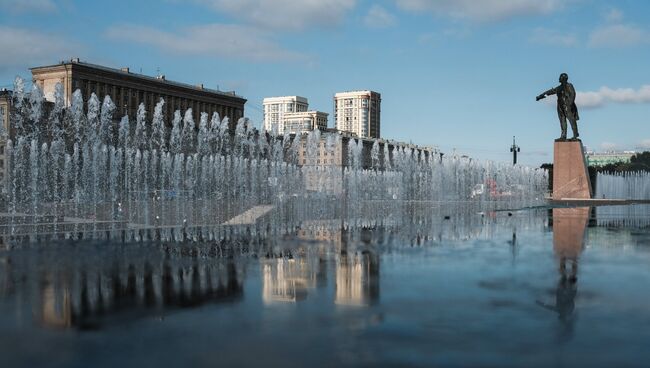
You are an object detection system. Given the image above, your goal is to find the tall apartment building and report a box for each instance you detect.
[334,90,381,139]
[262,96,308,134]
[30,59,246,129]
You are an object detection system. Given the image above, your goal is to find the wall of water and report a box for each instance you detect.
[595,172,650,200]
[1,79,549,241]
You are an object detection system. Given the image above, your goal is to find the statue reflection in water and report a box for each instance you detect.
[537,207,590,340]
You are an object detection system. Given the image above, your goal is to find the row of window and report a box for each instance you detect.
[264,103,308,113]
[301,158,339,165]
[74,78,242,123]
[337,98,374,108]
[300,150,338,157]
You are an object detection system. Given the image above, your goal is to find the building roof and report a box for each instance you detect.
[334,90,380,97]
[262,96,309,103]
[31,59,246,101]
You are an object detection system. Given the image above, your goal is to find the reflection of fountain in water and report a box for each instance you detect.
[0,210,546,329]
[2,79,548,242]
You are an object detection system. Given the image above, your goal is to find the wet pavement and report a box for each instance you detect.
[1,206,650,367]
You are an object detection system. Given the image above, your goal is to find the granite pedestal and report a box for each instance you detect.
[553,141,592,200]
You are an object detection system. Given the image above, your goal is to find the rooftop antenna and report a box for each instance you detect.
[510,136,521,165]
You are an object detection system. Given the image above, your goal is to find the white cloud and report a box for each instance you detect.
[417,32,437,45]
[417,28,470,45]
[363,4,397,28]
[0,26,81,70]
[588,24,648,48]
[394,0,564,22]
[0,0,56,13]
[529,27,577,47]
[576,85,650,109]
[191,0,357,30]
[442,27,471,39]
[364,5,397,29]
[604,8,624,23]
[105,24,307,62]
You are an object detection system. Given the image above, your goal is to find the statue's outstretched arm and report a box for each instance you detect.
[536,86,558,101]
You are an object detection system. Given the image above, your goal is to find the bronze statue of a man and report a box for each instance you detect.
[536,73,580,141]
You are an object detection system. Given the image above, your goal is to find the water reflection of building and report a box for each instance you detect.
[335,251,379,306]
[41,280,73,328]
[1,251,243,329]
[262,257,326,303]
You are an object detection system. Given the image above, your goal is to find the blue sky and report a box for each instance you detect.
[1,0,649,166]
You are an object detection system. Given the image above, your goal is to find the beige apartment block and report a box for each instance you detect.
[334,90,381,139]
[262,96,309,134]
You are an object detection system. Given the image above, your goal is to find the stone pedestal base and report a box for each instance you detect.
[553,141,592,200]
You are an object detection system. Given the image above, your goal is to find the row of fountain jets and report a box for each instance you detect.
[0,78,549,239]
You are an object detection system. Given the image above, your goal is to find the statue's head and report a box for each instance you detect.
[559,73,569,83]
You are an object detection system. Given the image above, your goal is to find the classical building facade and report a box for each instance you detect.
[262,96,309,134]
[30,59,246,129]
[334,90,381,139]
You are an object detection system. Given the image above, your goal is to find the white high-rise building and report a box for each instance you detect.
[334,90,381,139]
[263,96,308,134]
